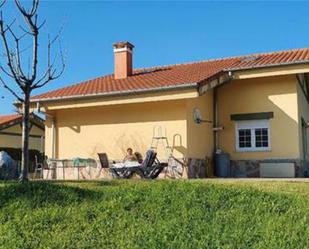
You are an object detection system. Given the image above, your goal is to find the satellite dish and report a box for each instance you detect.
[193,108,212,124]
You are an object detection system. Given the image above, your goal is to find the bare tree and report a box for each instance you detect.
[0,0,65,182]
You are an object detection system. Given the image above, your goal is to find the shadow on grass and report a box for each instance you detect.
[0,180,122,209]
[0,179,299,215]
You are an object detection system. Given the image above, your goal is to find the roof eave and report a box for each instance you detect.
[0,113,45,130]
[29,82,199,104]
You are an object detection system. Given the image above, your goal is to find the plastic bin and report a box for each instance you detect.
[215,153,231,177]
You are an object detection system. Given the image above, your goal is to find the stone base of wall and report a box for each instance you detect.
[160,157,187,179]
[187,157,211,178]
[231,159,304,178]
[159,157,211,179]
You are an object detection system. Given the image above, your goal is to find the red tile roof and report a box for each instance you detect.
[31,48,309,101]
[0,113,45,129]
[0,114,22,127]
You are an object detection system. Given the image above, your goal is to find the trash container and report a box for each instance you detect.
[215,152,230,177]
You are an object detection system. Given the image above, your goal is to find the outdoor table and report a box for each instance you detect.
[109,161,141,178]
[111,161,141,168]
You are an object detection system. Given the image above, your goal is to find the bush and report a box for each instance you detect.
[0,180,309,249]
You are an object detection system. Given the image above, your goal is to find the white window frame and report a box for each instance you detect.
[235,119,271,152]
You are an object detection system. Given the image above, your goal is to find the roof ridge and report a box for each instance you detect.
[134,47,309,72]
[134,56,242,72]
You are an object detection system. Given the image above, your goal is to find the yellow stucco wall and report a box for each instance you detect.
[186,91,213,159]
[47,100,188,161]
[45,93,215,161]
[217,75,300,160]
[0,123,45,151]
[43,73,307,163]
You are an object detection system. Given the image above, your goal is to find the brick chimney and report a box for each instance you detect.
[113,41,134,79]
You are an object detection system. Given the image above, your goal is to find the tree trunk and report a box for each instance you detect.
[19,90,30,182]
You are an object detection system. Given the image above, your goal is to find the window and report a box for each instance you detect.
[235,120,271,152]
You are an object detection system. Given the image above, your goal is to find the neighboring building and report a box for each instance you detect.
[29,42,309,177]
[0,113,45,152]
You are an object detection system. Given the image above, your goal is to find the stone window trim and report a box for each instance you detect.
[235,119,271,152]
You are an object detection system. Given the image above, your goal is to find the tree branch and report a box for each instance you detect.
[1,0,65,96]
[0,0,5,9]
[0,76,23,102]
[31,30,66,90]
[0,12,25,89]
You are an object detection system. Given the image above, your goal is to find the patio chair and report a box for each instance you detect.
[132,150,168,179]
[146,161,168,179]
[98,153,109,168]
[136,159,168,179]
[34,155,44,179]
[140,150,157,168]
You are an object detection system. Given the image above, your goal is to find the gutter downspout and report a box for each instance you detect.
[212,71,234,177]
[212,71,233,154]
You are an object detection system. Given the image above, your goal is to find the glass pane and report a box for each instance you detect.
[238,129,251,148]
[255,128,268,148]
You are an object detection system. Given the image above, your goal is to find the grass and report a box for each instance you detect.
[1,180,309,249]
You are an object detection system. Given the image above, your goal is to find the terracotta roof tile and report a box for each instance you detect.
[228,48,309,70]
[0,114,22,127]
[31,48,309,101]
[0,113,45,129]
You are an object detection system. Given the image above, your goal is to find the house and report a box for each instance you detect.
[29,42,309,177]
[0,113,45,153]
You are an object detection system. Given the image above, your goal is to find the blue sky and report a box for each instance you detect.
[0,0,309,114]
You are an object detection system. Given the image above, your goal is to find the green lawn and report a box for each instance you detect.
[1,180,309,249]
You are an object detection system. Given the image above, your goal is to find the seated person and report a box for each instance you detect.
[134,152,143,164]
[123,148,137,163]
